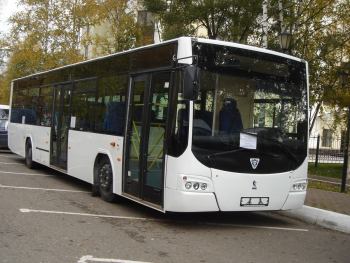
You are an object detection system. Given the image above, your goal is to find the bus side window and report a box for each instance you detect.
[38,86,53,126]
[71,79,97,132]
[103,101,125,135]
[96,75,127,135]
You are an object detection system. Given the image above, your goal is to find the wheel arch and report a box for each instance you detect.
[25,135,35,157]
[93,151,118,202]
[93,151,115,189]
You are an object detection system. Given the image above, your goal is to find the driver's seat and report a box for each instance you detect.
[219,98,243,134]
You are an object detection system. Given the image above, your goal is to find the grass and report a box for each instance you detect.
[307,163,350,193]
[308,180,350,194]
[308,163,343,179]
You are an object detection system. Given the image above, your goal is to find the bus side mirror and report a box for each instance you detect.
[183,66,198,100]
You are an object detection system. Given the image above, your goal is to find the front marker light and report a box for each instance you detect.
[185,182,192,189]
[291,180,307,192]
[181,175,211,192]
[193,182,200,190]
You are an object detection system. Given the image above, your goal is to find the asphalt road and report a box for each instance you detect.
[0,150,349,263]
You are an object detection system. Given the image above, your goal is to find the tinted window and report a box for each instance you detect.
[130,44,176,71]
[95,75,127,135]
[71,78,97,131]
[11,86,37,125]
[167,71,189,157]
[191,43,308,174]
[27,87,40,125]
[37,86,53,126]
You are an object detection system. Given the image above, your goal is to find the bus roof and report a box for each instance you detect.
[12,37,304,82]
[196,38,303,63]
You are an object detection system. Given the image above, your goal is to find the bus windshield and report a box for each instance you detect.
[191,43,308,174]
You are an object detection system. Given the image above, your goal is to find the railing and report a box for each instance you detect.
[309,135,345,165]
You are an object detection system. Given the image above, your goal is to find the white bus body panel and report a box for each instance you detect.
[212,159,307,211]
[164,100,219,212]
[8,123,51,165]
[8,123,25,156]
[68,130,124,195]
[164,149,218,212]
[164,146,307,212]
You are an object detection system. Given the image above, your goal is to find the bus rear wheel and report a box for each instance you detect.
[25,140,36,169]
[98,157,117,202]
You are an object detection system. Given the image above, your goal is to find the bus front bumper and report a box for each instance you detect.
[281,191,306,210]
[164,188,219,212]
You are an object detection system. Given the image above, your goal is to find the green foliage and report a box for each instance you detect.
[84,0,140,56]
[265,1,350,110]
[0,0,141,103]
[308,180,349,194]
[145,0,350,131]
[1,0,349,116]
[0,0,91,103]
[144,0,263,42]
[308,163,343,179]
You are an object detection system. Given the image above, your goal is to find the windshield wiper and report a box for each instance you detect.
[207,148,245,160]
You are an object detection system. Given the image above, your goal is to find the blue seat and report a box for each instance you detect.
[219,98,243,134]
[103,101,125,135]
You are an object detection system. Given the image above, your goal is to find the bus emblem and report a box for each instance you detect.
[250,158,260,169]
[252,180,257,190]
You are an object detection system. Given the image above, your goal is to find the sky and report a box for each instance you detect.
[0,0,18,35]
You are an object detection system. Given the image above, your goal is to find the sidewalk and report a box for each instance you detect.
[305,188,350,216]
[279,177,350,234]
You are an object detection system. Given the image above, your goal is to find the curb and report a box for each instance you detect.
[278,205,350,234]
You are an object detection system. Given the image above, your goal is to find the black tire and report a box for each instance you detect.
[98,157,117,202]
[25,140,36,169]
[91,184,100,197]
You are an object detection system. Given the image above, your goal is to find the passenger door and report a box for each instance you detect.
[50,83,72,170]
[124,72,171,207]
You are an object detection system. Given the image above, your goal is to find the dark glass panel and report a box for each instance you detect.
[71,78,97,131]
[95,75,127,135]
[191,42,308,174]
[167,71,189,157]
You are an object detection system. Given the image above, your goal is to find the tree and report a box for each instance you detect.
[144,0,263,43]
[0,0,141,102]
[82,0,140,57]
[0,0,92,102]
[267,0,350,132]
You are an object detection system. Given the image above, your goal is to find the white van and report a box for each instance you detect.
[0,104,9,148]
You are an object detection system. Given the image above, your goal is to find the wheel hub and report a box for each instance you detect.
[99,164,111,190]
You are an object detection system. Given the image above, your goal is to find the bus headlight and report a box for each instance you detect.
[185,182,192,189]
[290,180,307,192]
[200,183,207,190]
[193,182,200,190]
[180,175,212,192]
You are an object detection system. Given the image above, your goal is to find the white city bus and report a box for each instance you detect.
[8,37,308,212]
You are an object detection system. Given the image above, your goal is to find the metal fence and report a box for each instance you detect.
[309,135,345,164]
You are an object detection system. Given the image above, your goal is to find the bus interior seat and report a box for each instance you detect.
[219,98,243,134]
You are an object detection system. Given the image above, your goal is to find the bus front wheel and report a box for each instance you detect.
[98,157,117,202]
[25,140,36,169]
